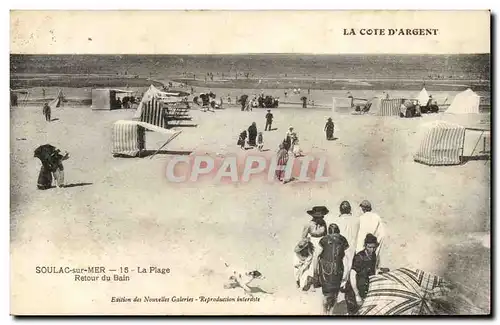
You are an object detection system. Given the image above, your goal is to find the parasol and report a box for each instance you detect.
[357,267,486,315]
[34,144,57,161]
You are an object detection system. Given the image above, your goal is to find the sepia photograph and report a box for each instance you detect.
[9,10,491,315]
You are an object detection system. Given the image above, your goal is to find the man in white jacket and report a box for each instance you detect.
[355,200,385,269]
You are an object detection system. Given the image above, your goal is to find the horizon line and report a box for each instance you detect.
[10,53,491,56]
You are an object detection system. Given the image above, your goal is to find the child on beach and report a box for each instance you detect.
[237,130,247,149]
[257,132,264,151]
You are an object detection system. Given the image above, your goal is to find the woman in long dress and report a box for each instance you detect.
[301,206,329,289]
[275,143,289,182]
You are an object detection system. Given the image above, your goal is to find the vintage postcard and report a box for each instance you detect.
[10,10,491,315]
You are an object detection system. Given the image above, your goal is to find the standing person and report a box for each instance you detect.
[291,132,303,157]
[247,122,258,147]
[293,238,315,291]
[324,118,335,140]
[301,96,308,108]
[275,143,289,182]
[265,109,273,131]
[283,126,294,151]
[316,223,349,315]
[257,132,264,151]
[334,201,360,298]
[42,103,51,122]
[356,200,385,269]
[237,130,247,150]
[301,206,329,289]
[52,149,70,188]
[344,234,379,315]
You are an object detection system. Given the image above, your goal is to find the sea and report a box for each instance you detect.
[10,54,490,81]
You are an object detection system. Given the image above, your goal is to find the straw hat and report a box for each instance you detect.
[306,206,329,218]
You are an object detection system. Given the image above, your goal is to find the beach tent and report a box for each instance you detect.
[446,88,480,114]
[48,89,64,109]
[91,88,135,110]
[416,87,430,106]
[413,120,466,166]
[134,85,187,128]
[112,120,182,158]
[364,97,404,116]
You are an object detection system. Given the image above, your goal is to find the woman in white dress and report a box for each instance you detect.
[293,238,315,290]
[301,206,329,289]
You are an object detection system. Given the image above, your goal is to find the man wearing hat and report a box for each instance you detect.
[265,109,273,131]
[356,200,385,269]
[344,233,379,315]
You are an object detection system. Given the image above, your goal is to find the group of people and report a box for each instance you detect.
[237,122,264,151]
[34,144,70,190]
[294,200,386,315]
[274,126,303,183]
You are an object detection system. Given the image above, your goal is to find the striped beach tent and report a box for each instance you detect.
[379,98,405,116]
[413,120,466,166]
[112,120,181,157]
[364,97,405,116]
[134,85,185,128]
[138,97,168,128]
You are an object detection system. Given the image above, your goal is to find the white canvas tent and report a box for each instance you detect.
[416,87,430,106]
[446,88,480,114]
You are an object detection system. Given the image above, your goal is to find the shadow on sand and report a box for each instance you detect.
[247,286,273,295]
[63,182,93,188]
[141,150,193,157]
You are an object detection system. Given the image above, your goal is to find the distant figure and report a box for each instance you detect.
[265,109,273,131]
[247,122,258,147]
[10,92,18,107]
[42,103,51,122]
[237,130,247,149]
[284,90,288,98]
[325,118,335,140]
[283,126,294,151]
[276,143,289,182]
[257,132,264,151]
[301,96,307,108]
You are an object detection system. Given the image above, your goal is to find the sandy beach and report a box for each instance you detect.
[10,96,490,314]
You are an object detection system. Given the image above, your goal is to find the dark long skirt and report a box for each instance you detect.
[37,165,53,190]
[326,128,334,140]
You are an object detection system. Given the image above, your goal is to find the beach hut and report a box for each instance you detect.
[112,120,182,158]
[413,120,466,166]
[446,88,480,114]
[91,88,135,110]
[363,97,404,116]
